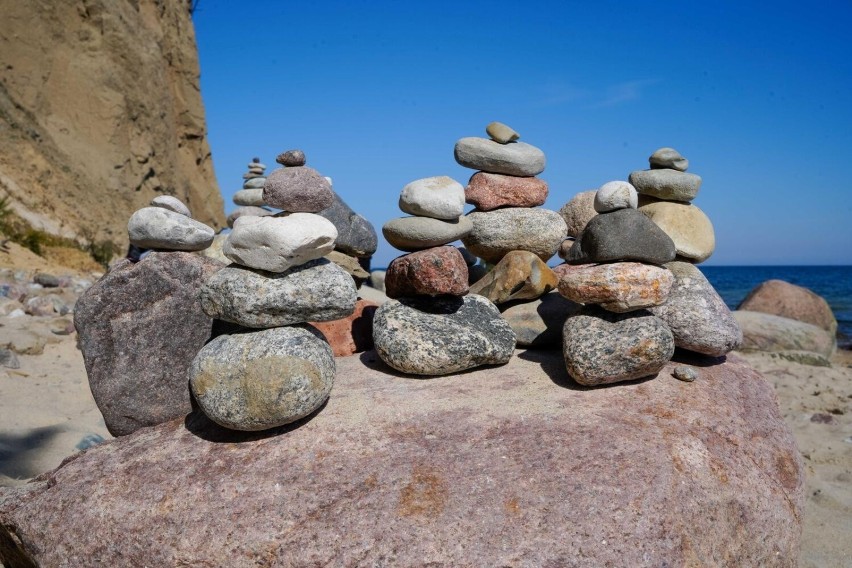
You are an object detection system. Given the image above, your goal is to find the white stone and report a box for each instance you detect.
[233,188,266,207]
[594,181,638,213]
[150,195,191,217]
[128,207,214,251]
[398,176,465,220]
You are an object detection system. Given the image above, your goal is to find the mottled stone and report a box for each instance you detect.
[199,259,357,329]
[308,299,378,357]
[454,137,545,176]
[151,195,191,217]
[629,170,702,202]
[556,262,673,312]
[74,253,222,436]
[127,207,214,251]
[593,180,638,213]
[385,246,469,298]
[563,307,675,386]
[557,190,597,238]
[263,166,334,212]
[738,279,837,335]
[465,172,548,211]
[639,201,715,263]
[469,250,557,304]
[734,311,835,358]
[316,191,378,257]
[649,147,689,171]
[499,291,581,348]
[190,325,334,431]
[242,177,267,190]
[462,208,566,264]
[398,176,465,220]
[383,216,473,252]
[673,366,698,382]
[226,206,274,229]
[276,149,306,167]
[649,261,742,356]
[485,121,519,143]
[373,295,515,375]
[233,188,266,207]
[566,208,676,265]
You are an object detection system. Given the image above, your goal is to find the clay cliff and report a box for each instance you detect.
[0,0,225,253]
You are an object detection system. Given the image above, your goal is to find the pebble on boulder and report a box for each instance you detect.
[151,195,191,218]
[384,246,469,298]
[276,149,307,167]
[629,169,703,203]
[465,172,548,211]
[593,181,638,213]
[485,121,520,144]
[566,208,676,265]
[649,147,689,171]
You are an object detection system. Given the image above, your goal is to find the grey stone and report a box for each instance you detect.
[557,190,597,238]
[373,295,515,375]
[629,170,702,202]
[0,347,20,369]
[649,147,689,171]
[189,325,334,431]
[563,306,675,386]
[233,188,266,207]
[33,273,60,288]
[673,366,698,382]
[200,258,357,329]
[454,137,545,176]
[566,208,676,265]
[367,270,386,293]
[733,311,834,358]
[485,121,519,143]
[316,191,378,257]
[649,261,742,356]
[382,216,473,252]
[262,166,334,212]
[398,176,465,220]
[276,149,306,167]
[462,207,567,264]
[128,207,214,251]
[226,206,274,229]
[242,177,267,190]
[151,195,191,217]
[593,180,638,213]
[499,291,581,348]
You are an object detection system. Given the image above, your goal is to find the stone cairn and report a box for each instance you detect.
[226,158,275,229]
[190,149,358,431]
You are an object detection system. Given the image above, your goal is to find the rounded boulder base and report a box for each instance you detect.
[190,325,335,431]
[127,207,214,251]
[462,207,567,264]
[469,249,557,304]
[465,172,548,211]
[629,169,702,202]
[382,216,473,252]
[262,166,334,212]
[557,190,597,238]
[398,176,465,220]
[372,295,516,375]
[385,246,469,298]
[563,306,675,386]
[639,201,715,263]
[555,262,674,312]
[454,137,545,176]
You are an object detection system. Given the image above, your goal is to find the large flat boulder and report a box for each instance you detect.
[734,310,835,358]
[0,352,803,567]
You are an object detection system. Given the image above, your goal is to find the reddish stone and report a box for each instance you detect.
[557,262,674,312]
[738,279,837,335]
[465,172,548,211]
[309,299,378,357]
[385,246,469,298]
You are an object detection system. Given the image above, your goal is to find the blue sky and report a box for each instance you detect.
[193,1,852,267]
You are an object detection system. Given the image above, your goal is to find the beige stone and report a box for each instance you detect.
[639,202,715,263]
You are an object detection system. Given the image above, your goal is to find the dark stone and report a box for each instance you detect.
[33,273,59,288]
[566,207,676,265]
[276,149,306,167]
[0,347,20,369]
[316,191,378,257]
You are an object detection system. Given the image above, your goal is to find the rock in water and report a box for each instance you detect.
[566,207,676,265]
[384,246,469,298]
[200,259,357,329]
[639,201,715,263]
[127,206,214,251]
[649,261,742,356]
[469,250,558,304]
[373,295,515,375]
[462,208,567,264]
[733,311,835,357]
[74,252,222,436]
[189,325,334,431]
[0,353,803,567]
[454,138,546,176]
[499,291,581,348]
[738,279,837,337]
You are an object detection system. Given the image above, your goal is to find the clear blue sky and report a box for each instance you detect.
[193,0,852,267]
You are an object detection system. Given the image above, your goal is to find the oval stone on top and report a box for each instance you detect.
[454,137,546,176]
[398,176,465,220]
[263,166,334,212]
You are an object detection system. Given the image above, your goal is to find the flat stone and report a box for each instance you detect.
[373,295,515,375]
[566,208,676,265]
[151,195,191,217]
[485,121,519,143]
[242,177,267,190]
[649,261,742,356]
[649,147,689,171]
[398,176,465,220]
[385,246,469,298]
[276,149,306,167]
[233,188,266,207]
[357,284,390,305]
[454,137,545,176]
[738,279,837,335]
[383,216,473,252]
[734,311,835,358]
[465,172,548,211]
[190,325,334,431]
[308,299,378,357]
[74,253,222,436]
[469,250,557,304]
[127,207,214,251]
[499,291,581,348]
[226,206,274,229]
[325,250,369,281]
[263,166,334,212]
[639,201,715,263]
[461,207,566,264]
[316,191,378,257]
[0,347,20,369]
[593,180,638,213]
[556,262,674,312]
[629,170,702,202]
[200,258,357,329]
[563,306,675,386]
[558,190,597,238]
[224,213,338,273]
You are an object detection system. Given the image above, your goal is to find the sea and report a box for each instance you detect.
[699,266,852,348]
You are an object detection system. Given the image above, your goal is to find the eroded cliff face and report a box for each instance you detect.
[0,0,225,251]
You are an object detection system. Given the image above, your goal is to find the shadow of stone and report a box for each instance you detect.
[671,348,727,367]
[516,349,660,391]
[184,398,328,444]
[0,425,64,481]
[357,349,510,381]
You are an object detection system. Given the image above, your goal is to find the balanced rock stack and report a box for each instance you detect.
[374,176,515,375]
[455,122,567,265]
[227,158,275,228]
[191,151,357,431]
[127,195,215,252]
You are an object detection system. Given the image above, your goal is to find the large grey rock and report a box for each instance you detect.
[558,190,597,238]
[566,208,676,265]
[499,291,581,348]
[454,137,545,176]
[382,216,473,252]
[398,176,465,220]
[563,307,675,386]
[316,191,378,257]
[0,354,803,567]
[734,311,835,358]
[127,206,214,251]
[373,295,515,375]
[190,325,334,431]
[262,166,334,212]
[200,258,357,329]
[649,261,742,356]
[629,169,702,202]
[74,252,222,436]
[461,207,566,264]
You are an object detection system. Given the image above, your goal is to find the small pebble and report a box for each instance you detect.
[75,433,105,451]
[673,366,698,382]
[485,121,520,144]
[277,149,306,167]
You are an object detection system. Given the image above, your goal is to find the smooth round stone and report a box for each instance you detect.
[385,246,469,298]
[499,291,581,348]
[558,190,597,238]
[469,250,557,305]
[673,366,698,382]
[233,188,266,207]
[150,195,191,218]
[465,172,548,211]
[276,149,306,167]
[454,137,546,176]
[382,216,473,252]
[224,213,337,273]
[594,181,638,213]
[263,166,334,212]
[563,307,675,386]
[649,147,688,171]
[242,177,267,190]
[485,121,520,144]
[226,206,274,229]
[461,207,566,264]
[555,262,674,312]
[189,325,334,431]
[629,170,702,202]
[372,295,516,376]
[639,202,715,263]
[566,208,676,265]
[316,192,378,257]
[398,176,465,220]
[127,207,214,251]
